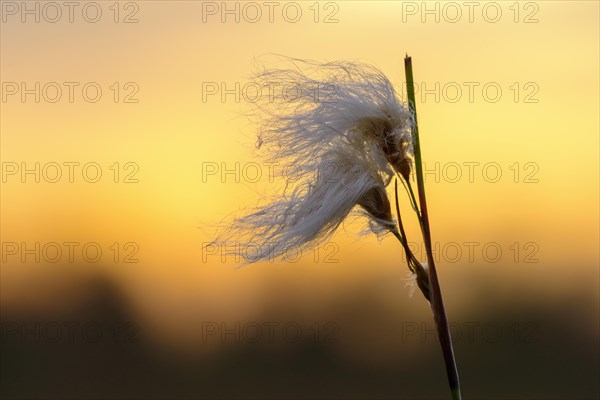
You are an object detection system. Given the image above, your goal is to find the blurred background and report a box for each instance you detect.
[1,1,598,399]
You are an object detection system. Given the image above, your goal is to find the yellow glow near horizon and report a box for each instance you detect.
[1,1,598,326]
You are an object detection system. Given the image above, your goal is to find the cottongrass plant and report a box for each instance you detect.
[213,55,461,399]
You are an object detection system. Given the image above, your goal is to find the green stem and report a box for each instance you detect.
[399,174,421,216]
[393,179,415,271]
[405,55,462,400]
[404,178,424,234]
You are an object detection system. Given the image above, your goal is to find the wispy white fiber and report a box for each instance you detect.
[215,57,415,263]
[405,260,429,298]
[250,56,415,180]
[221,142,394,262]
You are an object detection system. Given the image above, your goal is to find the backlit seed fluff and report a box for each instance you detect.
[218,143,395,263]
[215,57,415,263]
[406,260,430,299]
[251,56,415,182]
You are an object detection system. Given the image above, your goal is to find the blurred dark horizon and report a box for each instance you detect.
[1,268,598,400]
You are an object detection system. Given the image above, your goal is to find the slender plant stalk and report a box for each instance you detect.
[400,176,421,216]
[393,179,415,272]
[404,55,462,400]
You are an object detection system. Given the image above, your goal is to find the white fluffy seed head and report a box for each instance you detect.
[216,57,414,263]
[218,143,394,263]
[250,56,415,182]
